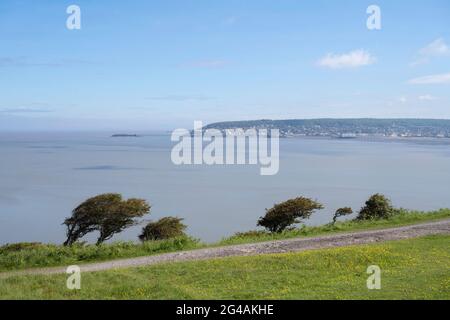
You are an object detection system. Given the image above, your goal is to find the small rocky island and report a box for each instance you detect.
[111,134,140,138]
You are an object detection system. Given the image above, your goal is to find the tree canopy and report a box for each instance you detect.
[357,194,393,220]
[257,197,324,233]
[63,193,150,246]
[139,217,187,241]
[332,207,353,224]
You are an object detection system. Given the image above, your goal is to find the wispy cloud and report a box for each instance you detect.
[317,50,376,69]
[181,59,230,68]
[408,72,450,84]
[145,94,215,102]
[418,94,437,101]
[0,57,22,67]
[411,38,450,66]
[0,107,53,114]
[420,38,450,56]
[0,56,62,67]
[386,94,438,106]
[0,56,96,68]
[223,16,238,26]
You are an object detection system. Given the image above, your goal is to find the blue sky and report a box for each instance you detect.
[0,0,449,131]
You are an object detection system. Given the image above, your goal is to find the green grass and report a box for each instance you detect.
[0,237,202,272]
[1,235,448,300]
[0,208,449,272]
[218,208,450,245]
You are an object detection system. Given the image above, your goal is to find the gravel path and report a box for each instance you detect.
[2,219,449,278]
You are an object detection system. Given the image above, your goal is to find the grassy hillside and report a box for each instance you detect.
[0,237,202,272]
[0,209,449,272]
[1,235,448,300]
[219,209,450,245]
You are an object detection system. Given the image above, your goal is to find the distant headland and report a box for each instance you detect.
[204,118,450,139]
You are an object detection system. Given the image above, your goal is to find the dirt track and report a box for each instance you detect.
[1,219,449,278]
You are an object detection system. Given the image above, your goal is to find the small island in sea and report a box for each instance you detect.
[111,134,140,138]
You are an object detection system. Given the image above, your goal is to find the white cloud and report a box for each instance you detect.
[418,94,437,101]
[411,38,450,66]
[420,38,450,56]
[318,50,376,69]
[408,72,450,84]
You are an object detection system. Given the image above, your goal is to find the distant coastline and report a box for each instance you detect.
[204,118,450,139]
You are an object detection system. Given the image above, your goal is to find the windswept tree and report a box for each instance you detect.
[257,197,324,233]
[139,217,187,241]
[63,193,150,246]
[357,194,393,220]
[332,207,353,224]
[96,197,151,244]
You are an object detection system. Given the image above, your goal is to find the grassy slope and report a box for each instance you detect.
[0,209,449,272]
[1,235,449,300]
[218,209,450,245]
[0,237,203,272]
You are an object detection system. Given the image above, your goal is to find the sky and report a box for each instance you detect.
[0,0,449,131]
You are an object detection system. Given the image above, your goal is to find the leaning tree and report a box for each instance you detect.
[257,197,324,233]
[332,207,353,224]
[63,193,150,246]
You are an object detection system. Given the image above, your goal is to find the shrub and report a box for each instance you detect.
[139,217,187,241]
[232,230,268,238]
[63,193,151,246]
[357,194,394,220]
[332,207,353,224]
[257,197,324,233]
[0,242,43,254]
